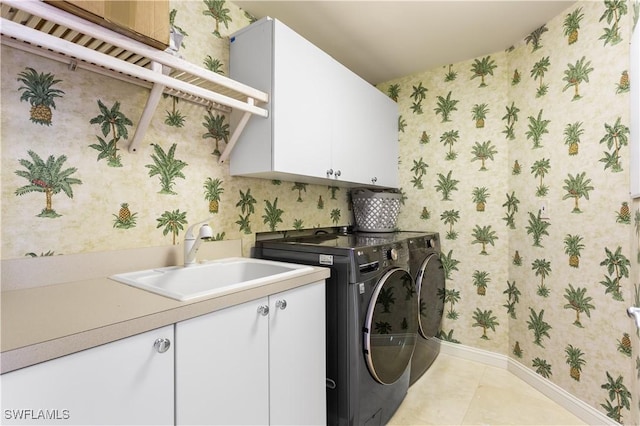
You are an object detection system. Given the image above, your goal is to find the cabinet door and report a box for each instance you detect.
[271,20,332,179]
[364,89,399,188]
[331,62,371,185]
[269,281,326,425]
[175,298,269,425]
[331,62,398,187]
[0,326,174,426]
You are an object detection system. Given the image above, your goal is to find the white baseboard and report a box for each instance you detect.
[438,339,508,369]
[439,340,620,426]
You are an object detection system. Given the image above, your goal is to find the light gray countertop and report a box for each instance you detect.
[1,242,329,374]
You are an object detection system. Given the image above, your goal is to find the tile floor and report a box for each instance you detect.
[388,353,587,425]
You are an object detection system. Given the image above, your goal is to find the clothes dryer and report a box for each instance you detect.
[404,232,446,386]
[254,228,417,425]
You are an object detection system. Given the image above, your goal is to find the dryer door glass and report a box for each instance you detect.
[416,253,446,339]
[363,268,418,385]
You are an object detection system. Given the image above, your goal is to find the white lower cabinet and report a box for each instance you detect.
[1,282,325,426]
[176,281,326,425]
[0,326,174,425]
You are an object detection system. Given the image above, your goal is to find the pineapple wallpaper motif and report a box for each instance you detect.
[379,1,639,423]
[1,0,640,423]
[16,67,65,126]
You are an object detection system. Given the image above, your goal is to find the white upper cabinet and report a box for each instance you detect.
[229,17,398,188]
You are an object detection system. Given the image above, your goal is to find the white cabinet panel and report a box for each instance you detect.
[1,326,174,426]
[228,18,331,181]
[269,281,326,425]
[271,21,333,179]
[331,60,369,185]
[331,64,398,187]
[175,297,270,425]
[363,85,399,188]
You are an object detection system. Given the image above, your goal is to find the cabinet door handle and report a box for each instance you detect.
[257,305,270,316]
[326,169,334,177]
[153,338,171,354]
[275,299,287,310]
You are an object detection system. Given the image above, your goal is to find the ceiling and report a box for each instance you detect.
[234,1,576,85]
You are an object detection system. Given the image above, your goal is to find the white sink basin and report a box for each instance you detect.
[110,257,313,301]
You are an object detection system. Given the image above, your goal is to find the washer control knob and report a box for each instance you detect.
[387,248,398,261]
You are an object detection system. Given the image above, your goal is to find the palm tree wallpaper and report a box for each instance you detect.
[379,1,639,423]
[1,0,639,423]
[1,1,350,256]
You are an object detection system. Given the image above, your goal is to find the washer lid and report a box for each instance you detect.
[363,268,418,385]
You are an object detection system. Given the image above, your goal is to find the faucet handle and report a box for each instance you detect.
[198,223,214,240]
[185,217,215,239]
[184,219,215,266]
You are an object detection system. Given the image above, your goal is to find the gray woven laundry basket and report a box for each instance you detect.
[351,188,402,232]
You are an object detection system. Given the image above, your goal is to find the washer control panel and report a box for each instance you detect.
[407,233,440,252]
[382,241,409,268]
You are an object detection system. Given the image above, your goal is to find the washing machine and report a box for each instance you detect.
[403,232,446,386]
[254,227,418,425]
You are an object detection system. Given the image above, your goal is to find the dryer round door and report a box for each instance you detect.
[363,267,418,385]
[416,252,446,339]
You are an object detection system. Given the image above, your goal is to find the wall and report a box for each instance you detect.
[380,1,638,423]
[2,0,639,423]
[0,1,350,261]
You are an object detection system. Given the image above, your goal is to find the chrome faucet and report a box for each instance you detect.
[184,218,214,267]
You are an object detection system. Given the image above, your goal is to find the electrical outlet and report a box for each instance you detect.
[539,199,550,220]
